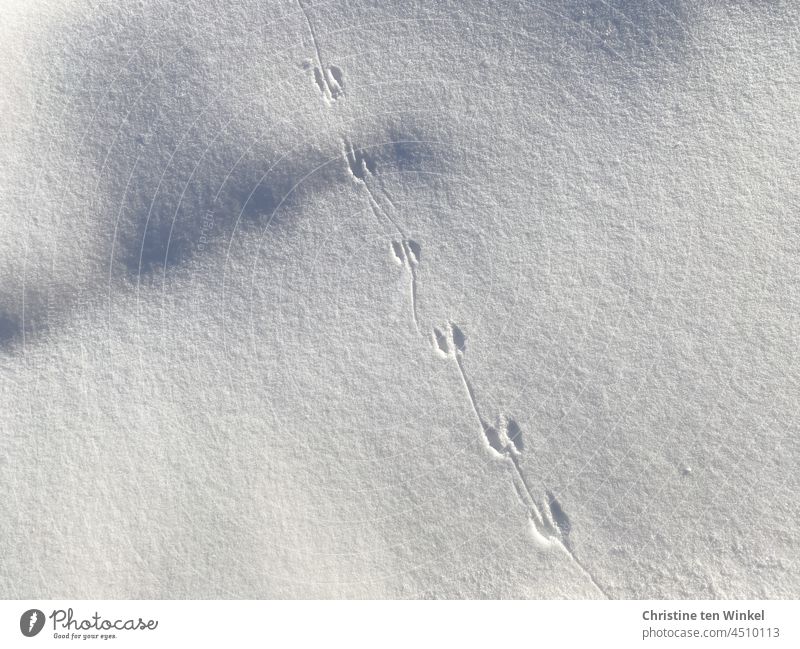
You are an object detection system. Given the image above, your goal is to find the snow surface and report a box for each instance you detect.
[1,0,798,598]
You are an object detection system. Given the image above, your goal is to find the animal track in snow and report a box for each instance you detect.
[450,323,466,353]
[305,63,344,102]
[393,238,420,270]
[343,141,376,181]
[433,323,521,459]
[342,139,420,330]
[432,322,609,597]
[433,326,449,355]
[391,240,406,264]
[406,240,420,264]
[327,65,344,98]
[546,490,572,550]
[297,0,343,103]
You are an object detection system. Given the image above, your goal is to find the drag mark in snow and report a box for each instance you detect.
[432,322,609,598]
[343,140,420,330]
[297,0,343,103]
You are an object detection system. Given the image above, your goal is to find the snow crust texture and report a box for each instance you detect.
[0,0,798,598]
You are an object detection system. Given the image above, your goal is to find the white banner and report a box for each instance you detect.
[1,600,798,648]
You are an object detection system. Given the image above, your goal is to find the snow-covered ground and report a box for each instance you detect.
[1,0,798,598]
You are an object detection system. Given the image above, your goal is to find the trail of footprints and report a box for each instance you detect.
[298,0,419,328]
[336,143,607,595]
[336,139,583,574]
[297,5,607,595]
[432,322,610,597]
[433,323,543,524]
[342,139,421,330]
